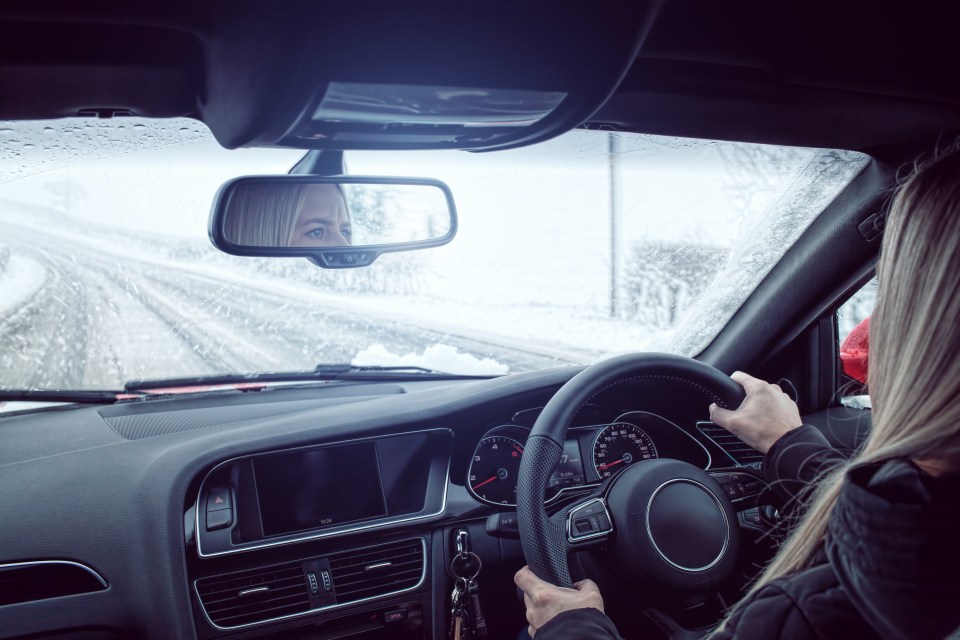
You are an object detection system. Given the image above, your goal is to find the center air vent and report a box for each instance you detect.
[328,539,425,604]
[697,422,765,466]
[196,562,309,629]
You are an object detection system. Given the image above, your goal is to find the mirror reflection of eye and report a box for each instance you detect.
[305,227,326,240]
[342,226,352,241]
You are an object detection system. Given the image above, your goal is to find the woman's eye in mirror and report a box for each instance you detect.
[305,227,326,240]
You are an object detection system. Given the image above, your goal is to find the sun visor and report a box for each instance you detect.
[290,83,566,148]
[201,2,661,152]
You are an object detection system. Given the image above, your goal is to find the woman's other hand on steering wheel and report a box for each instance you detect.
[514,566,605,637]
[709,371,803,454]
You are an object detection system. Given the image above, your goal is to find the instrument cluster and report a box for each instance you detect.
[466,411,712,506]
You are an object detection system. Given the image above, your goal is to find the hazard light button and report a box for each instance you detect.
[206,486,232,512]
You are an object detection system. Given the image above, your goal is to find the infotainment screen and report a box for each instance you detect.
[254,442,387,536]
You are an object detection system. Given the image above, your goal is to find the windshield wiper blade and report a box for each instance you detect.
[0,389,139,404]
[124,364,493,392]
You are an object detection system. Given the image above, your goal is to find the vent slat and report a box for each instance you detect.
[329,546,420,567]
[204,584,308,610]
[331,559,422,581]
[334,567,422,590]
[328,556,423,578]
[214,601,310,626]
[201,578,303,605]
[207,591,311,616]
[198,568,303,593]
[196,561,309,628]
[698,423,765,465]
[328,540,424,605]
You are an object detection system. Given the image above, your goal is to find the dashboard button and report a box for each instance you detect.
[385,609,408,623]
[206,486,232,512]
[206,508,232,531]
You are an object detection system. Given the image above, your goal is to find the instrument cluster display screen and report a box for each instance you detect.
[547,439,586,492]
[255,442,387,536]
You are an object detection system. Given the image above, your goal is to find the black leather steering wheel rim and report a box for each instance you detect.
[516,352,746,587]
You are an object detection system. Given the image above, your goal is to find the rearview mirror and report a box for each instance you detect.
[209,176,457,268]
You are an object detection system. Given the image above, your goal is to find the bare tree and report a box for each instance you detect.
[621,240,729,328]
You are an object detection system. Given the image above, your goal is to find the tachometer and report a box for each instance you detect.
[467,435,525,505]
[593,423,657,479]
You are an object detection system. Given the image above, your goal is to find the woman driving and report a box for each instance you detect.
[515,147,960,639]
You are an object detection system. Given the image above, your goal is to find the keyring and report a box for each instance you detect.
[450,550,482,580]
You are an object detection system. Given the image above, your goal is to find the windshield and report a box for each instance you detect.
[0,119,868,390]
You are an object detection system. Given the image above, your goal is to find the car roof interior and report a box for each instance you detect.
[2,2,957,162]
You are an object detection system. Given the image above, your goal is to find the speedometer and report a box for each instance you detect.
[593,423,657,479]
[467,435,525,505]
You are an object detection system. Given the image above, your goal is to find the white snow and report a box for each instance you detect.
[0,250,47,318]
[352,343,509,375]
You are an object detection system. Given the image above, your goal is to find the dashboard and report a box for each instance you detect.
[0,366,854,640]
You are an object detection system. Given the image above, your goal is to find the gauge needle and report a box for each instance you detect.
[598,458,625,471]
[513,444,524,454]
[472,476,498,491]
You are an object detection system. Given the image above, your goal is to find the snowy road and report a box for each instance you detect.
[1,225,585,389]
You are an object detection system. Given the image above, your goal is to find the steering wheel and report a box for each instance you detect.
[516,353,746,591]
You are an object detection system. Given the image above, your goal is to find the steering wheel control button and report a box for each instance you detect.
[575,518,595,534]
[567,499,613,542]
[712,473,763,501]
[647,480,728,571]
[206,486,232,512]
[206,508,233,531]
[596,513,612,531]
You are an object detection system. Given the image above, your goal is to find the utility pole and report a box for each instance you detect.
[608,132,620,317]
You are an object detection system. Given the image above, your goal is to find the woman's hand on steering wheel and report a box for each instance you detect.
[708,371,803,454]
[514,565,605,637]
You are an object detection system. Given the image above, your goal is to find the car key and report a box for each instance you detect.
[449,580,463,640]
[466,577,488,638]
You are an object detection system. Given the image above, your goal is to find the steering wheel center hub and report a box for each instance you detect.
[606,458,738,592]
[647,479,728,571]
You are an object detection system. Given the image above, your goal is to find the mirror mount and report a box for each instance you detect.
[289,149,345,176]
[208,175,458,269]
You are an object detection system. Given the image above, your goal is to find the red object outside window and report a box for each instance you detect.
[840,316,870,384]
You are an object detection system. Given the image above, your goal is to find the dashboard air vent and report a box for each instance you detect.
[196,561,309,629]
[697,422,765,466]
[328,539,425,603]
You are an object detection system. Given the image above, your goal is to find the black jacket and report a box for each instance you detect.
[537,426,960,640]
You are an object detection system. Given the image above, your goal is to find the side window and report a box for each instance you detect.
[836,277,877,404]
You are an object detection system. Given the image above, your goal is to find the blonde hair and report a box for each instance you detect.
[224,183,309,246]
[224,183,353,247]
[718,146,960,627]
